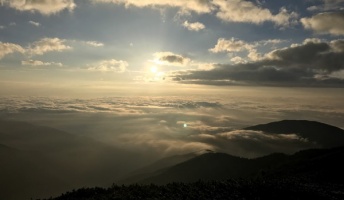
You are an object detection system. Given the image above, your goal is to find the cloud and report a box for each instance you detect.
[172,39,344,86]
[27,37,72,55]
[92,0,214,14]
[85,41,104,47]
[0,42,25,59]
[307,0,344,11]
[260,39,287,46]
[28,20,40,27]
[230,56,247,64]
[93,0,298,28]
[209,38,265,61]
[1,0,76,15]
[0,25,5,29]
[182,21,205,31]
[153,52,190,66]
[212,0,298,27]
[88,59,128,72]
[301,12,344,36]
[1,93,344,158]
[194,130,316,158]
[21,59,62,67]
[266,38,344,72]
[210,38,255,53]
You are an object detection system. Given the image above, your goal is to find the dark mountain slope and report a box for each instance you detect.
[0,120,142,200]
[245,120,344,147]
[141,153,251,184]
[119,150,213,184]
[262,146,344,183]
[140,146,344,185]
[46,146,344,200]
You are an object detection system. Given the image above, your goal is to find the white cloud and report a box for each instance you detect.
[212,0,298,27]
[210,38,285,61]
[28,37,71,55]
[28,20,40,27]
[21,59,62,67]
[182,21,205,31]
[209,37,255,53]
[260,39,286,46]
[210,38,262,61]
[93,0,298,28]
[0,42,25,59]
[0,25,5,29]
[88,59,128,72]
[85,41,104,47]
[301,12,344,36]
[92,0,214,14]
[230,56,247,64]
[1,0,76,15]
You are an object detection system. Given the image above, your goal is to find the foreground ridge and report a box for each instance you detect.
[40,178,344,200]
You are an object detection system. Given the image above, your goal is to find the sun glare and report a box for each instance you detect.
[150,66,158,73]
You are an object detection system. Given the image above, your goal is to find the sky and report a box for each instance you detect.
[0,0,344,96]
[1,0,344,158]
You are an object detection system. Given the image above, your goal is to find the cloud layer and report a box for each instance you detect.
[1,92,343,158]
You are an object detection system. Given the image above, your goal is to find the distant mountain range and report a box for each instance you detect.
[50,123,344,200]
[121,120,344,184]
[1,119,344,200]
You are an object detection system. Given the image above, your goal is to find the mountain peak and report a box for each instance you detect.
[245,120,344,148]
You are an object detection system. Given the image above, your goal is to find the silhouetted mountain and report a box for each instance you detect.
[138,146,344,184]
[262,146,344,183]
[0,120,144,200]
[245,120,344,147]
[119,149,214,184]
[140,153,249,184]
[44,146,344,200]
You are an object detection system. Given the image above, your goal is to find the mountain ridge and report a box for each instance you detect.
[137,145,344,184]
[245,120,344,147]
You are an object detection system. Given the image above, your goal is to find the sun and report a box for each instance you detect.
[150,66,158,73]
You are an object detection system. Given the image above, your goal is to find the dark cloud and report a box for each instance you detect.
[161,55,185,64]
[267,39,344,72]
[172,39,344,87]
[154,52,190,66]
